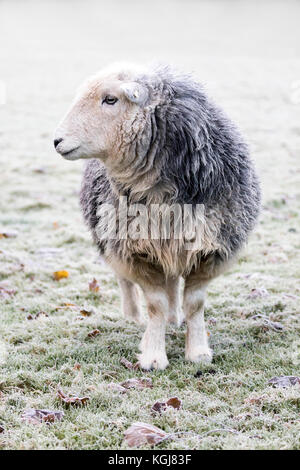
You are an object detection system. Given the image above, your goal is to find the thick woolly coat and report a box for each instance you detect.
[80,66,260,280]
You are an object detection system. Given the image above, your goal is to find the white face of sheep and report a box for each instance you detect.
[54,72,148,162]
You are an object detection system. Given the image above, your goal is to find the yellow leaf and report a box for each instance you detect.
[53,270,69,281]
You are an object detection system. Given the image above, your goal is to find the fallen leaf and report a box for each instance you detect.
[151,397,182,414]
[73,363,81,370]
[87,329,100,338]
[194,370,203,378]
[0,286,16,298]
[36,311,48,319]
[251,314,284,331]
[27,311,48,320]
[0,425,4,433]
[57,389,90,407]
[53,270,69,281]
[89,278,100,293]
[120,377,153,390]
[124,422,168,448]
[120,357,140,370]
[80,308,94,317]
[165,397,181,409]
[0,231,18,239]
[194,368,216,378]
[55,303,78,311]
[248,287,269,299]
[21,408,64,425]
[268,376,300,388]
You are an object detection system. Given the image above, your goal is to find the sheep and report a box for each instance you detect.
[54,62,261,370]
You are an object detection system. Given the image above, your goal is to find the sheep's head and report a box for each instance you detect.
[54,64,150,165]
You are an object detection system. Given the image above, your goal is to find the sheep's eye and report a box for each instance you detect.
[102,95,118,105]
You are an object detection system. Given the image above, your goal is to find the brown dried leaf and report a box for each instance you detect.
[0,425,4,433]
[89,278,100,293]
[268,376,300,388]
[251,315,284,331]
[73,363,81,370]
[0,286,17,298]
[80,308,94,317]
[120,377,153,390]
[151,396,182,414]
[21,408,64,425]
[53,270,69,281]
[166,397,182,409]
[36,311,48,319]
[0,231,18,239]
[57,388,90,407]
[87,329,100,338]
[124,422,168,448]
[120,357,140,370]
[27,311,48,320]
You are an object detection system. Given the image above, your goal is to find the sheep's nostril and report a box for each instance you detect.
[54,138,63,149]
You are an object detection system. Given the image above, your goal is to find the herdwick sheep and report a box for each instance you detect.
[54,63,260,370]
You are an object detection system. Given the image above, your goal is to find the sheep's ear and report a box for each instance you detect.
[120,82,148,106]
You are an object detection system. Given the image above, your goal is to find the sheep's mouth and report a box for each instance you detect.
[60,146,81,159]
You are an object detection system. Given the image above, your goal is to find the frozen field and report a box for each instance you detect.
[0,0,299,450]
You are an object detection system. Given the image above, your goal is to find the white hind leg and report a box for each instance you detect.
[165,277,184,326]
[183,281,212,363]
[118,277,144,325]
